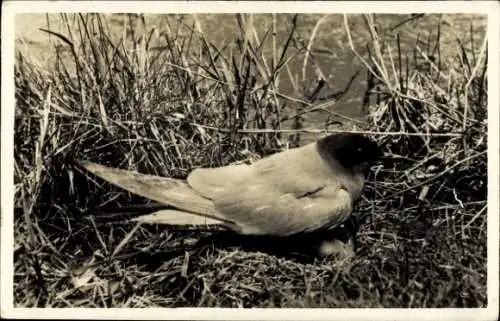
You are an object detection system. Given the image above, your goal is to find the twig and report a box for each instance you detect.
[463,204,487,229]
[384,150,486,199]
[463,34,488,131]
[343,15,389,86]
[188,123,463,137]
[302,14,331,82]
[389,14,425,31]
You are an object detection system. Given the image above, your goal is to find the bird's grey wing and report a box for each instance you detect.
[214,183,353,236]
[188,143,332,199]
[78,160,237,228]
[187,164,252,199]
[186,143,353,236]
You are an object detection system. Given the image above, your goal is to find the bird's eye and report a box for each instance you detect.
[357,147,363,153]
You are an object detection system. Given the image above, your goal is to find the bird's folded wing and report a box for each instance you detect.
[78,160,235,226]
[214,183,353,236]
[79,160,186,191]
[187,164,252,199]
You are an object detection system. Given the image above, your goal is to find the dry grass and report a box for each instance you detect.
[13,13,487,308]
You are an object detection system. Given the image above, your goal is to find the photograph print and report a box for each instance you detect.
[2,2,497,319]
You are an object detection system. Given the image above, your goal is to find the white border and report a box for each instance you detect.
[2,1,499,320]
[2,0,499,14]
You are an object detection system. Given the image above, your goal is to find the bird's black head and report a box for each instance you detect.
[317,133,383,170]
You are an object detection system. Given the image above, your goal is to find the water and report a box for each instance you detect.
[15,13,487,134]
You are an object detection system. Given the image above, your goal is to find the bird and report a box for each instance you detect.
[79,133,382,257]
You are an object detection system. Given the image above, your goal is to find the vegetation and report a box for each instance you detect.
[13,13,487,307]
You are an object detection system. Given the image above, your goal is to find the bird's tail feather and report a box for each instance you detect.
[78,160,235,228]
[129,209,226,227]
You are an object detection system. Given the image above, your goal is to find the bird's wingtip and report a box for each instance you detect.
[76,159,90,167]
[76,159,110,174]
